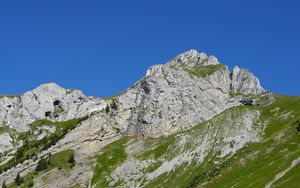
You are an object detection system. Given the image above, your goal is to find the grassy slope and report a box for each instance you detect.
[273,162,300,187]
[88,105,253,187]
[182,64,227,78]
[91,137,129,188]
[89,95,300,188]
[203,95,300,188]
[139,106,258,188]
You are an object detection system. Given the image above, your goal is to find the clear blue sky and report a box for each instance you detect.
[0,1,299,97]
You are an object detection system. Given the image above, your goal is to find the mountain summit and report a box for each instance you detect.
[109,49,268,136]
[1,50,299,188]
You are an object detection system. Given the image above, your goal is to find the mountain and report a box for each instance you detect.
[0,50,299,188]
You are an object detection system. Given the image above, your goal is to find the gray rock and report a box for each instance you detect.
[0,113,120,186]
[0,83,107,155]
[231,66,265,95]
[109,50,267,137]
[171,49,219,67]
[0,133,13,154]
[0,83,107,133]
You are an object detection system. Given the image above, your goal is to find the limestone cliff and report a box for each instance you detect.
[108,49,268,136]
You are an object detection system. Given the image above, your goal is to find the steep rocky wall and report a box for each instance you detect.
[108,49,268,137]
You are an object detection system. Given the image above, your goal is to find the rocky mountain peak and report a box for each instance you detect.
[32,82,63,92]
[145,49,219,77]
[170,49,219,67]
[0,83,107,134]
[109,50,270,137]
[22,83,83,106]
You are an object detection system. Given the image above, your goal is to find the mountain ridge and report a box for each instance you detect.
[1,50,297,188]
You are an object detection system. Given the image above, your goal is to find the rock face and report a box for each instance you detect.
[108,49,267,136]
[231,66,264,95]
[0,83,107,154]
[0,133,13,154]
[0,83,107,133]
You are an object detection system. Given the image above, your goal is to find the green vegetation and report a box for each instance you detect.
[273,162,300,187]
[138,135,176,160]
[228,91,247,98]
[67,153,76,168]
[296,120,300,132]
[30,118,86,131]
[15,172,23,185]
[48,149,75,170]
[105,104,110,113]
[7,150,75,188]
[182,64,227,78]
[7,171,35,188]
[2,181,7,188]
[144,156,223,188]
[140,95,300,188]
[257,95,300,138]
[91,137,129,187]
[139,114,241,188]
[0,124,16,135]
[103,90,127,101]
[0,118,85,174]
[143,161,163,173]
[36,158,48,171]
[0,94,20,99]
[95,105,253,187]
[201,95,300,188]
